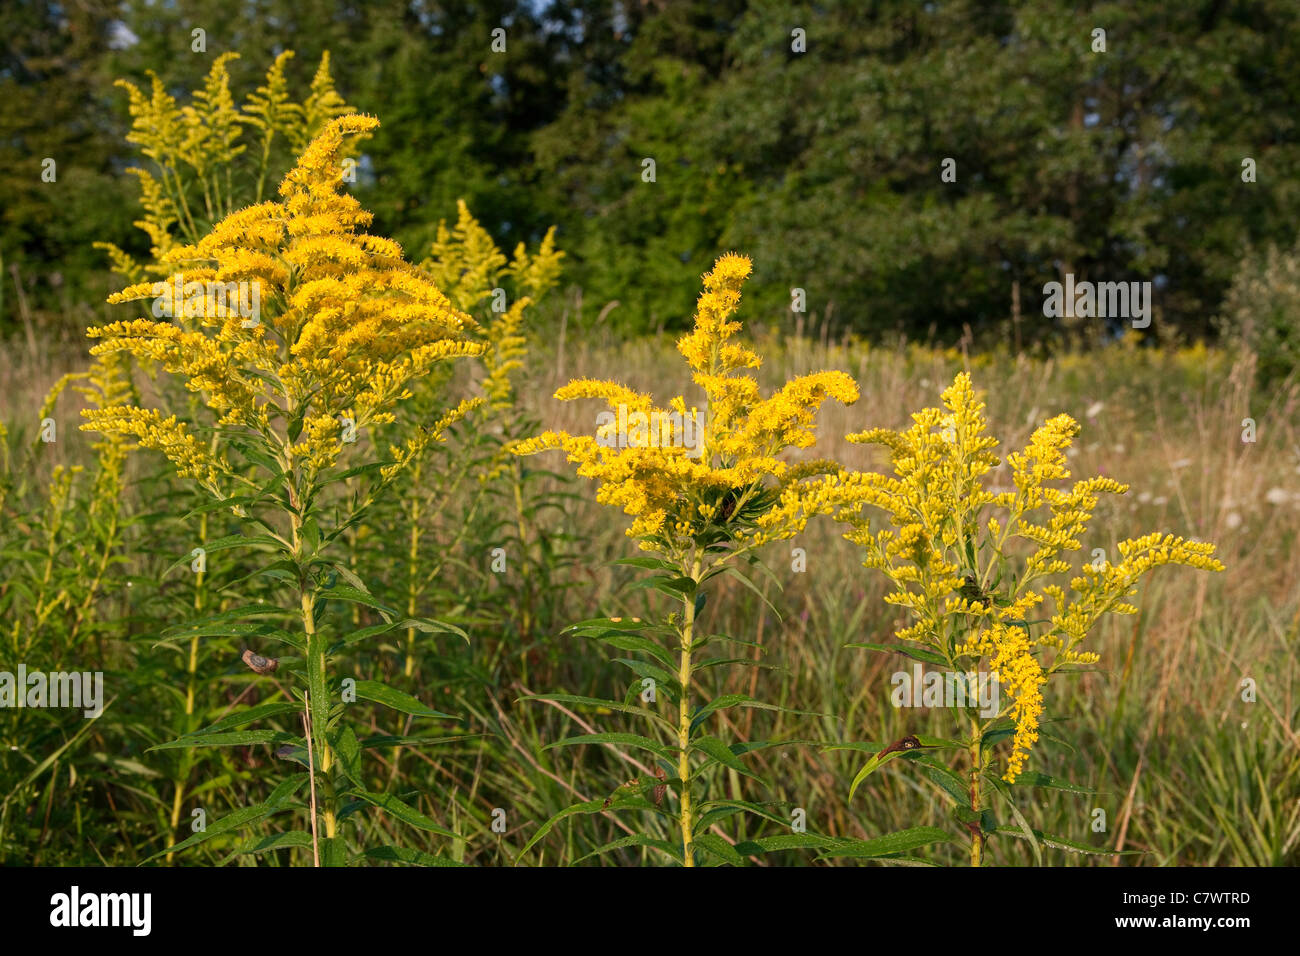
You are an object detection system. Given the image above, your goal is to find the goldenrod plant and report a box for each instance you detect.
[90,52,355,857]
[384,201,570,682]
[430,201,568,654]
[80,114,484,866]
[0,354,135,851]
[777,372,1225,865]
[423,198,564,411]
[513,253,858,865]
[97,50,351,280]
[6,352,133,665]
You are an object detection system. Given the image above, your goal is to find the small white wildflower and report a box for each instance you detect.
[1264,487,1292,505]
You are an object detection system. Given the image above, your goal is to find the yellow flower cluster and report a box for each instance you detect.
[100,50,353,277]
[514,253,858,558]
[422,200,564,409]
[424,200,509,313]
[815,372,1224,781]
[956,621,1045,782]
[82,115,484,489]
[81,407,229,495]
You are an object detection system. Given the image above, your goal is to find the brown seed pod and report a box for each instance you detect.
[875,734,922,761]
[241,648,279,675]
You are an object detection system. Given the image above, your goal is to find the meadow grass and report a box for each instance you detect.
[2,317,1297,866]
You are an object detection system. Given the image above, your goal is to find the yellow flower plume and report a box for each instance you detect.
[514,253,858,558]
[82,114,485,490]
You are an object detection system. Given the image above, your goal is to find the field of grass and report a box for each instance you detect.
[3,318,1296,867]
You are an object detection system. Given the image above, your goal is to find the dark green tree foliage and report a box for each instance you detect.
[532,0,750,333]
[536,0,1300,341]
[3,0,1300,344]
[0,0,132,322]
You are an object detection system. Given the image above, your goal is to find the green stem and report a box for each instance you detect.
[969,718,983,867]
[677,553,702,867]
[289,474,335,863]
[303,589,336,847]
[167,481,210,863]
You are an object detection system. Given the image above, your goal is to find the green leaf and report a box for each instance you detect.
[359,733,483,749]
[352,680,458,719]
[330,616,467,651]
[691,735,766,782]
[306,633,330,767]
[1009,771,1095,794]
[716,565,780,618]
[333,724,364,790]
[919,759,969,806]
[566,616,672,638]
[848,748,922,801]
[694,798,792,833]
[612,658,681,698]
[149,730,297,751]
[695,656,771,671]
[354,791,459,839]
[314,585,396,620]
[691,632,764,652]
[160,604,287,640]
[192,701,301,735]
[817,826,956,859]
[162,534,287,576]
[144,776,305,862]
[732,833,836,856]
[613,556,677,572]
[362,846,467,867]
[993,826,1139,856]
[689,693,789,734]
[981,722,1016,752]
[220,830,312,864]
[693,832,746,865]
[517,799,607,859]
[573,834,682,865]
[625,574,696,599]
[585,632,676,670]
[990,777,1042,866]
[321,836,346,867]
[822,741,885,754]
[300,515,320,554]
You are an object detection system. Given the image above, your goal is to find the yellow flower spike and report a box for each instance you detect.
[84,114,482,498]
[80,407,229,496]
[516,252,857,559]
[826,372,1225,788]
